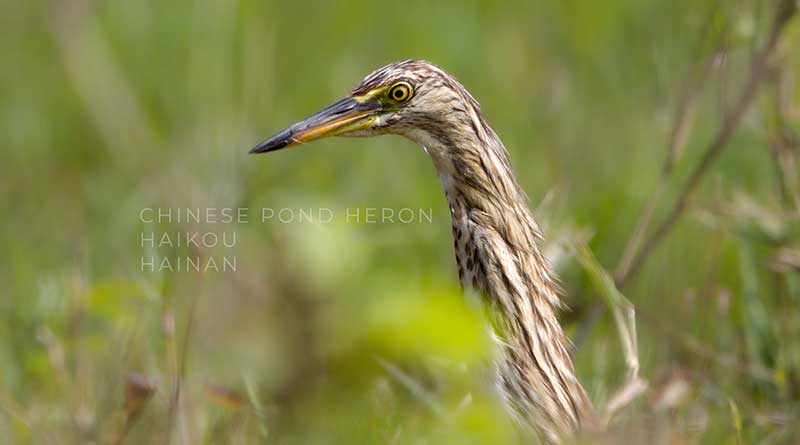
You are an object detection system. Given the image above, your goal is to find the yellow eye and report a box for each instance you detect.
[388,82,413,102]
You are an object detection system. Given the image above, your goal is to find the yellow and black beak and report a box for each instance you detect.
[249,97,383,154]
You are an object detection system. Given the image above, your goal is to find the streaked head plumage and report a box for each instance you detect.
[249,59,484,154]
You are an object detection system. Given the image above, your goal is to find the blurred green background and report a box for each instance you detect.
[1,0,799,443]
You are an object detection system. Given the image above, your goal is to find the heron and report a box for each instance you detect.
[250,59,596,443]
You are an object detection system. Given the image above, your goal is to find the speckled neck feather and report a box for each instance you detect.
[362,60,596,443]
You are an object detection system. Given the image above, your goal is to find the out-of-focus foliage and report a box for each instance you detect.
[0,0,798,443]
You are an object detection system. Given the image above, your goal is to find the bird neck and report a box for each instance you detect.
[411,117,595,442]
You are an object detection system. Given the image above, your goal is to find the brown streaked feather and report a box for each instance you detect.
[356,60,597,443]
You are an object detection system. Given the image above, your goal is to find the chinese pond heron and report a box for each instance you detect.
[250,59,596,443]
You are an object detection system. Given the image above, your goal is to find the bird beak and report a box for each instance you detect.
[249,97,383,153]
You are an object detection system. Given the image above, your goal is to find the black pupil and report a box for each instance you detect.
[394,88,405,99]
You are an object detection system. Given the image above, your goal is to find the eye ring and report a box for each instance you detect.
[388,82,413,102]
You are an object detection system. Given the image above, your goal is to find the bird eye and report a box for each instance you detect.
[388,82,413,102]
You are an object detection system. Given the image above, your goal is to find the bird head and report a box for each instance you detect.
[249,59,480,154]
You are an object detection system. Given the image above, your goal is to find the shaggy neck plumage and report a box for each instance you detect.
[409,107,595,443]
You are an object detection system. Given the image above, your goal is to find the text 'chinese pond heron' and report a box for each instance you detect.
[250,60,596,443]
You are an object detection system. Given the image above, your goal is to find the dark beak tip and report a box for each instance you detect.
[249,130,293,154]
